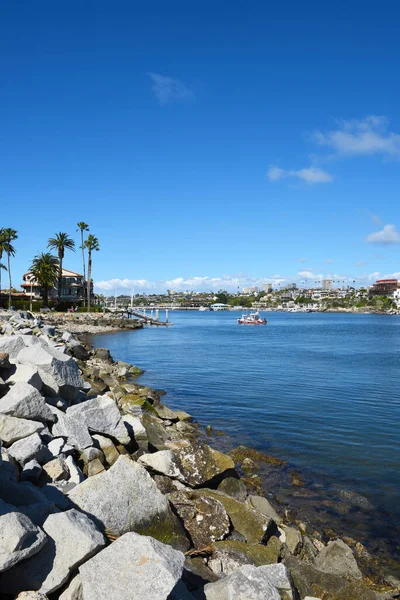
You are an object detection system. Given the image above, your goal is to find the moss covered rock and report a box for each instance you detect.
[209,538,284,575]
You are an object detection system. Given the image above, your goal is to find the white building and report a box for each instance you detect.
[243,286,259,294]
[262,283,273,293]
[322,278,333,291]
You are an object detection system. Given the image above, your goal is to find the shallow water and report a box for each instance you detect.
[91,311,400,565]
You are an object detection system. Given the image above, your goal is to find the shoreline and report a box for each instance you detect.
[0,309,399,598]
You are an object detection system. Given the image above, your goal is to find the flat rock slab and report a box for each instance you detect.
[313,539,362,580]
[8,433,50,466]
[138,449,185,480]
[0,382,54,423]
[17,344,84,401]
[197,564,282,600]
[0,336,25,359]
[0,499,47,572]
[79,532,185,600]
[67,395,130,444]
[51,406,92,451]
[165,440,235,487]
[208,539,284,575]
[0,414,45,445]
[0,509,105,595]
[7,364,43,391]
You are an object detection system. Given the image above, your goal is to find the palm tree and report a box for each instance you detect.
[47,232,75,302]
[76,222,89,306]
[0,262,7,301]
[0,228,18,310]
[29,253,59,307]
[84,235,100,312]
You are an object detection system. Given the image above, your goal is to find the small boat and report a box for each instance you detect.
[198,306,209,311]
[237,310,267,325]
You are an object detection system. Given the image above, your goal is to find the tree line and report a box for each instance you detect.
[0,223,99,311]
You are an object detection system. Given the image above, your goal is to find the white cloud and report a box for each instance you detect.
[298,257,307,263]
[313,115,400,158]
[298,270,323,280]
[148,72,193,104]
[366,224,400,245]
[267,165,332,184]
[95,278,157,292]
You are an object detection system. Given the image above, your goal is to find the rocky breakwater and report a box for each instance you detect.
[0,310,398,600]
[41,312,144,335]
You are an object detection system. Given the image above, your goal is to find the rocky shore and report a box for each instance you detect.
[39,312,144,335]
[0,309,399,600]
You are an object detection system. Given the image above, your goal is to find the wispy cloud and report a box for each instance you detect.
[298,257,307,263]
[95,278,157,292]
[313,115,400,158]
[148,72,194,105]
[325,258,333,264]
[366,224,400,245]
[355,260,368,267]
[267,165,333,184]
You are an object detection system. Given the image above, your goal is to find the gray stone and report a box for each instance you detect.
[47,437,66,457]
[14,593,49,600]
[283,526,302,555]
[42,457,69,482]
[8,432,50,466]
[197,564,282,600]
[0,414,45,445]
[59,574,83,600]
[0,335,25,359]
[17,344,84,401]
[313,538,362,579]
[0,509,105,595]
[68,455,170,536]
[21,459,43,483]
[67,395,130,444]
[0,499,47,572]
[217,477,248,501]
[7,364,42,391]
[51,406,92,450]
[61,332,74,343]
[122,414,148,442]
[64,455,85,484]
[40,325,55,337]
[0,382,54,422]
[79,532,185,600]
[92,433,119,466]
[247,495,283,524]
[138,449,185,480]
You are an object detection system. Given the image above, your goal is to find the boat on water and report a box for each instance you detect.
[237,310,267,325]
[198,306,209,311]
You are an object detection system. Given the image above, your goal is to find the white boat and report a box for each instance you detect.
[237,311,267,325]
[199,306,208,311]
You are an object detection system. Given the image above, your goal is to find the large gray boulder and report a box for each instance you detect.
[79,532,185,600]
[313,539,362,579]
[8,432,50,466]
[197,564,282,600]
[0,336,25,359]
[51,406,92,450]
[67,395,130,445]
[68,455,187,548]
[16,344,84,401]
[59,574,83,600]
[166,439,235,487]
[138,450,185,481]
[0,414,45,445]
[0,499,47,572]
[0,382,54,423]
[7,363,42,391]
[0,509,105,595]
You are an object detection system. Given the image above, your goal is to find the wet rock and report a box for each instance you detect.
[0,382,54,423]
[0,414,45,445]
[0,499,47,572]
[313,538,362,579]
[282,525,302,555]
[170,490,230,548]
[208,539,283,575]
[165,440,236,487]
[17,344,84,401]
[247,495,283,525]
[217,477,247,501]
[79,532,185,600]
[69,455,189,549]
[67,395,130,445]
[0,509,105,595]
[285,555,380,600]
[92,348,112,362]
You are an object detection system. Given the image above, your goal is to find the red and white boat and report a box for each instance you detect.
[237,311,267,325]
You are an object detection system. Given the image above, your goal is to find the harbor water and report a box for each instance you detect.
[91,311,400,565]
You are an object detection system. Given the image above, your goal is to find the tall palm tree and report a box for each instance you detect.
[47,232,75,302]
[0,228,18,310]
[84,235,99,312]
[30,253,59,307]
[0,262,7,301]
[76,222,89,306]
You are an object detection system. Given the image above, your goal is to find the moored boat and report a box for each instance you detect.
[237,311,267,325]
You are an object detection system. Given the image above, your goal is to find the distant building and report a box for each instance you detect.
[370,279,399,296]
[22,268,89,303]
[242,286,259,294]
[287,283,297,290]
[262,283,273,293]
[322,278,333,291]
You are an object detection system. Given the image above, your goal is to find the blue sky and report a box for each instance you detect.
[1,1,400,294]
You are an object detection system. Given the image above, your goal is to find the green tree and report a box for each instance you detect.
[0,228,18,309]
[30,253,59,307]
[0,261,6,299]
[76,222,89,306]
[215,289,230,304]
[84,234,100,312]
[47,232,75,301]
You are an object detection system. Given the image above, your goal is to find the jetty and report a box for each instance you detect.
[125,307,173,326]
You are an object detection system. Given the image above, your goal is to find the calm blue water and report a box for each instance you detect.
[92,312,400,530]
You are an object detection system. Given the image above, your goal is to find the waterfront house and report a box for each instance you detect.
[21,268,91,304]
